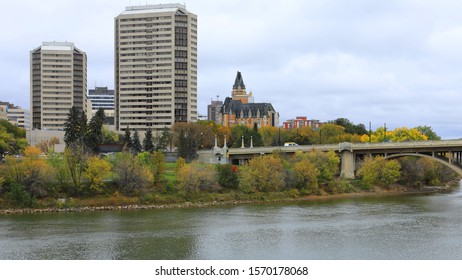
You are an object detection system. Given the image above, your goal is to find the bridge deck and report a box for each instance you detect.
[227,140,462,156]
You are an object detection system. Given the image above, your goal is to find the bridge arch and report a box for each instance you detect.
[384,153,462,177]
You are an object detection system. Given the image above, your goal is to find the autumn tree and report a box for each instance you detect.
[357,156,401,188]
[361,126,428,143]
[113,152,151,195]
[4,146,51,198]
[238,155,286,193]
[137,151,165,189]
[297,150,340,184]
[0,120,28,155]
[176,162,219,193]
[294,160,320,194]
[83,156,111,194]
[64,143,89,193]
[36,137,60,153]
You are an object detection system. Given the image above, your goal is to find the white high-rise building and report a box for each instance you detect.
[30,42,89,130]
[114,4,198,131]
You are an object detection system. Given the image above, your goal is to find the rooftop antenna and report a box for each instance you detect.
[216,95,219,101]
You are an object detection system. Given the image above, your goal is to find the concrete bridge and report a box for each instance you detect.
[198,139,462,179]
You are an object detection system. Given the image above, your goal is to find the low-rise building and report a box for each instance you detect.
[282,116,323,129]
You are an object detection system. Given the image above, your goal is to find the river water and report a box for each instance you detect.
[1,184,462,260]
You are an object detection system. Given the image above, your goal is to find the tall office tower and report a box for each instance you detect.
[30,42,89,130]
[115,4,198,132]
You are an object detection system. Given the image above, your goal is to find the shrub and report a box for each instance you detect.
[216,164,239,189]
[6,183,36,208]
[176,162,219,193]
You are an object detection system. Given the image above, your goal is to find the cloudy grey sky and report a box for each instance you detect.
[1,0,462,138]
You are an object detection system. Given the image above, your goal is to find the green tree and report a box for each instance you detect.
[86,108,105,153]
[47,151,70,190]
[137,151,165,189]
[357,156,401,188]
[329,118,368,135]
[64,106,88,147]
[298,151,340,184]
[0,120,28,155]
[157,126,172,151]
[122,126,132,151]
[143,128,154,153]
[177,129,197,162]
[416,126,441,141]
[102,126,120,144]
[131,130,142,154]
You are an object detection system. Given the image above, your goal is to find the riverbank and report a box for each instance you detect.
[0,183,456,215]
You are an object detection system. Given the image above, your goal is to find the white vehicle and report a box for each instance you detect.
[284,142,299,147]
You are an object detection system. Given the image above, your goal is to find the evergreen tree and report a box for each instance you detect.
[177,129,188,160]
[87,108,105,154]
[79,110,88,147]
[143,128,154,153]
[157,126,172,151]
[123,126,132,151]
[63,106,81,146]
[131,130,142,154]
[177,129,197,162]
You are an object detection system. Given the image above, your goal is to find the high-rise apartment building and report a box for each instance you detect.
[30,42,89,130]
[114,4,198,131]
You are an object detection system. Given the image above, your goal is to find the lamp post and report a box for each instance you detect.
[241,135,245,148]
[200,132,203,149]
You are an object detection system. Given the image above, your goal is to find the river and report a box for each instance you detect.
[1,184,462,260]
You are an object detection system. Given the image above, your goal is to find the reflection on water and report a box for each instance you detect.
[1,185,462,259]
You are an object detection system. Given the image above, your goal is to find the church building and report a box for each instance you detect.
[221,72,279,128]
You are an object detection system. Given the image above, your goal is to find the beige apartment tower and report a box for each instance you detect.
[115,4,198,131]
[30,42,89,130]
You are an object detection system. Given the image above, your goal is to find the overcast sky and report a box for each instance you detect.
[1,0,462,138]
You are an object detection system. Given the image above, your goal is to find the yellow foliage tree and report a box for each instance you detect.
[238,155,286,193]
[361,126,428,143]
[294,160,319,193]
[84,156,111,193]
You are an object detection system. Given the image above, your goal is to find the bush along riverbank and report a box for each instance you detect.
[0,148,460,214]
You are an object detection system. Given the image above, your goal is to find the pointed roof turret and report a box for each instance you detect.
[233,71,246,90]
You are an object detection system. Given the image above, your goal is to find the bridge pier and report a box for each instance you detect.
[340,150,355,179]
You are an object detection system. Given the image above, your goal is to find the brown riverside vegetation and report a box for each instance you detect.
[0,182,457,215]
